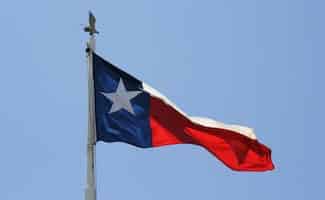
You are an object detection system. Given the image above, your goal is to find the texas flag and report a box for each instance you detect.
[93,52,274,171]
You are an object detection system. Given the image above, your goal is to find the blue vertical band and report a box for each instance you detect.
[93,53,152,148]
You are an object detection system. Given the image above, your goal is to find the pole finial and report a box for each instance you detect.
[84,11,99,35]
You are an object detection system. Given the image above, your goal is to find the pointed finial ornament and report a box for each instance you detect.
[84,11,99,35]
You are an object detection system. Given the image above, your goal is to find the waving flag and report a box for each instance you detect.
[93,52,274,171]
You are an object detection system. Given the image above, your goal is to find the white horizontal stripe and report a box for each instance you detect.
[142,82,257,140]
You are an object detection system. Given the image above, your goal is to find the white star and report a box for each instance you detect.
[100,78,141,115]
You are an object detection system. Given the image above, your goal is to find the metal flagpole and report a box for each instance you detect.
[84,11,99,200]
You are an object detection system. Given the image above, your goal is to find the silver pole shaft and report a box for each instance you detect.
[85,35,97,200]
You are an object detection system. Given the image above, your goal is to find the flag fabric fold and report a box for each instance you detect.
[93,52,274,171]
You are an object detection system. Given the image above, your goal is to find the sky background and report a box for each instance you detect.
[0,0,323,199]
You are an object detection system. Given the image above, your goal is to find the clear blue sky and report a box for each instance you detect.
[0,0,322,199]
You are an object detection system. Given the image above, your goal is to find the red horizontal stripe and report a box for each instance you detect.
[149,96,274,171]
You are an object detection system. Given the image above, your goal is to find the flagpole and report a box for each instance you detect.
[84,11,98,200]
